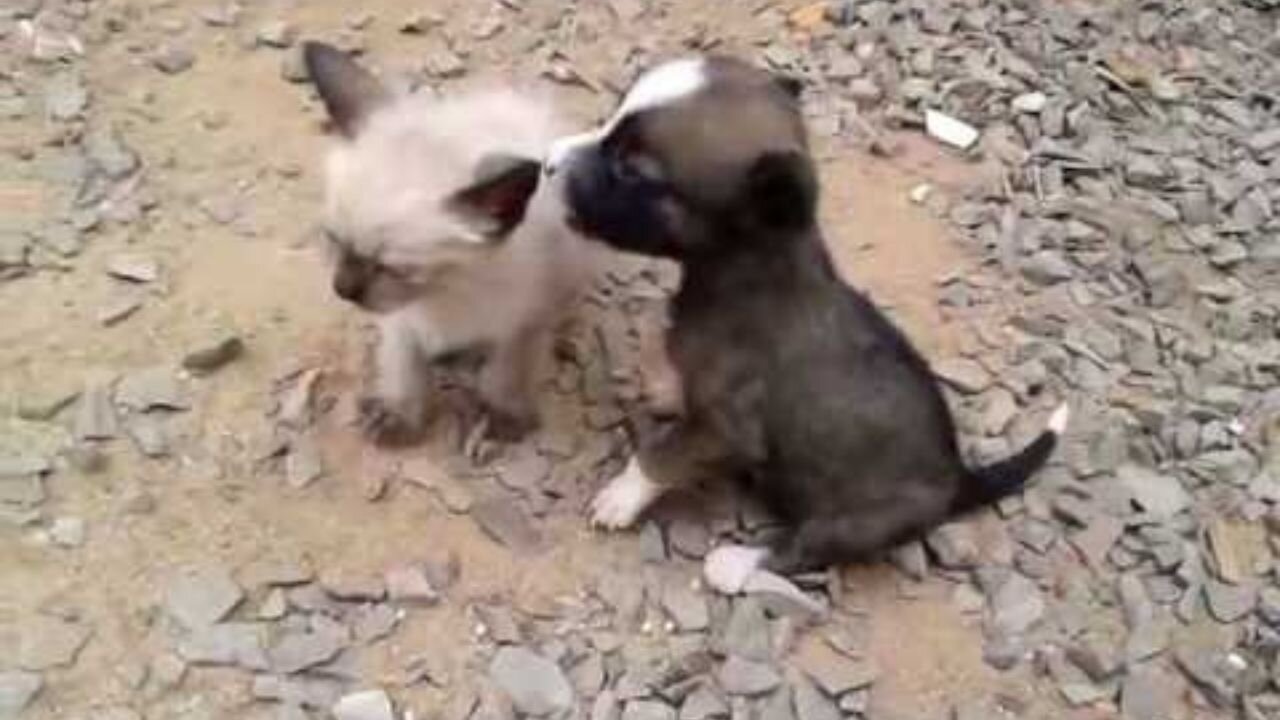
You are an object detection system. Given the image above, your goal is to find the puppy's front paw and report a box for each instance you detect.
[590,458,664,530]
[703,544,769,595]
[358,395,425,446]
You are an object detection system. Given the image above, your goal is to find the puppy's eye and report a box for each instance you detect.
[609,149,663,184]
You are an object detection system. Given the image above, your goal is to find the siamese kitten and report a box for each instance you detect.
[304,42,599,443]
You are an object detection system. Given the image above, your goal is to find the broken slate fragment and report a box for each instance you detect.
[0,670,42,717]
[717,656,781,696]
[680,685,728,720]
[663,584,709,632]
[932,358,991,395]
[319,569,386,602]
[795,639,877,696]
[177,622,268,670]
[165,565,244,629]
[115,366,189,411]
[986,573,1045,636]
[721,598,772,662]
[472,497,541,550]
[126,415,170,458]
[1203,581,1256,623]
[152,44,196,73]
[74,380,118,440]
[489,646,575,716]
[333,689,395,720]
[105,253,159,281]
[385,564,439,606]
[925,521,980,568]
[792,673,839,720]
[1121,666,1180,720]
[16,615,91,670]
[269,628,348,674]
[1118,464,1189,519]
[624,701,677,720]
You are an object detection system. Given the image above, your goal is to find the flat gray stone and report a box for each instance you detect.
[319,569,386,602]
[1117,464,1189,518]
[44,71,88,121]
[795,641,877,696]
[106,253,159,283]
[16,615,91,670]
[116,366,188,411]
[333,689,395,720]
[662,584,709,632]
[623,700,676,720]
[791,674,839,720]
[489,646,574,716]
[1121,666,1180,720]
[384,564,439,606]
[269,627,347,674]
[165,566,244,629]
[353,604,399,644]
[0,670,42,718]
[177,622,268,670]
[74,380,118,440]
[758,688,794,720]
[721,598,772,662]
[48,516,85,547]
[85,124,139,180]
[679,685,728,720]
[933,358,991,395]
[1021,250,1074,285]
[717,657,781,697]
[126,416,170,458]
[252,674,343,709]
[1203,581,1256,623]
[472,498,541,550]
[152,43,196,73]
[987,573,1045,636]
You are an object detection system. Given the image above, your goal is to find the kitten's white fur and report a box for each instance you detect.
[321,88,601,438]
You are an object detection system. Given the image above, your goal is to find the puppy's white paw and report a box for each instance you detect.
[590,458,664,530]
[704,544,769,595]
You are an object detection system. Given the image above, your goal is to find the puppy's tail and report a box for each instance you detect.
[952,403,1069,514]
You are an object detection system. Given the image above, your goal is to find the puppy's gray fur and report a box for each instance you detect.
[305,43,600,442]
[548,56,1067,590]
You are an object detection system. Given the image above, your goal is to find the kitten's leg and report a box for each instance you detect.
[360,317,429,444]
[476,327,546,441]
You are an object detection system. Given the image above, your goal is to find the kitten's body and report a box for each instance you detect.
[309,45,599,440]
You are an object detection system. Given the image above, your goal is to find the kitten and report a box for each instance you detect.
[304,42,599,443]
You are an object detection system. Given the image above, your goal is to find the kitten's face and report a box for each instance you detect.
[305,43,543,314]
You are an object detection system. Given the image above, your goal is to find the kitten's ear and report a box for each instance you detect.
[446,154,542,241]
[303,41,391,138]
[741,150,817,231]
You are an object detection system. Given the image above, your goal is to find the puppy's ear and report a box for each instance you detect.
[445,154,542,241]
[303,42,390,138]
[741,150,817,231]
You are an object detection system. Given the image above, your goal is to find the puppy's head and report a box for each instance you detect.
[545,56,816,259]
[304,42,544,313]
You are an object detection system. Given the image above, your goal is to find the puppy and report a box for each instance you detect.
[545,57,1069,591]
[304,43,598,443]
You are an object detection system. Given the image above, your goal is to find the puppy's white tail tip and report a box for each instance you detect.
[1047,402,1070,435]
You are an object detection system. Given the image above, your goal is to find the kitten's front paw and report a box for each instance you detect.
[358,395,426,446]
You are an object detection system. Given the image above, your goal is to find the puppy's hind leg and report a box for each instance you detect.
[762,499,943,578]
[360,318,430,445]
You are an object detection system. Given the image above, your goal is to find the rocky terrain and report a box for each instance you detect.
[1,0,1278,719]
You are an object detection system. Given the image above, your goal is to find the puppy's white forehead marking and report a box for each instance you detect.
[546,57,707,171]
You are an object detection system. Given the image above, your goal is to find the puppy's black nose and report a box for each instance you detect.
[332,270,367,304]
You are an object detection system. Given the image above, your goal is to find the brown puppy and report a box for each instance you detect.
[545,57,1068,592]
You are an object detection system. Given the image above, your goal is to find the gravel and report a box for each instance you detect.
[164,566,244,629]
[488,646,575,716]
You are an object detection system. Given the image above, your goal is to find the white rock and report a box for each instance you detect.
[333,689,395,720]
[925,109,980,150]
[1012,92,1047,114]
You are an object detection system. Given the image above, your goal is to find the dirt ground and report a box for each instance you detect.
[0,1,1093,718]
